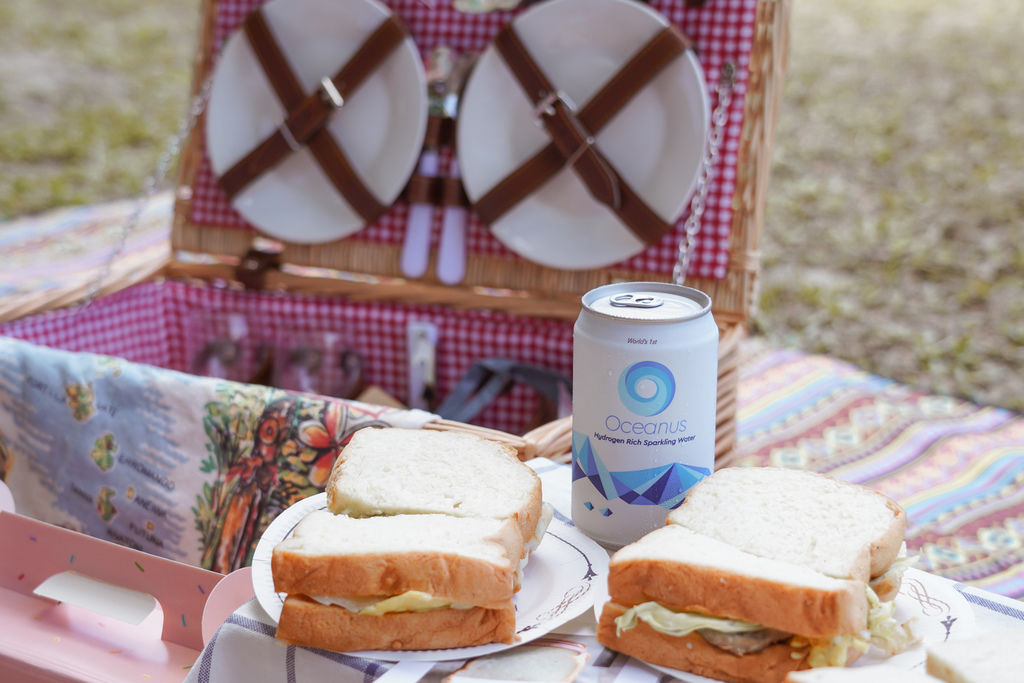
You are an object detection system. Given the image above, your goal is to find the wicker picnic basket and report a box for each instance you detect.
[165,0,789,463]
[6,0,790,465]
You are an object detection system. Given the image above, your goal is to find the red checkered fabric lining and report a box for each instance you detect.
[189,0,755,280]
[0,284,174,368]
[1,281,573,435]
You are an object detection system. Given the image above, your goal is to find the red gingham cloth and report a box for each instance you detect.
[1,280,573,436]
[189,0,755,280]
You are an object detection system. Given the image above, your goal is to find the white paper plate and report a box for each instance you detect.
[457,0,708,270]
[205,0,427,243]
[251,493,610,662]
[594,567,977,682]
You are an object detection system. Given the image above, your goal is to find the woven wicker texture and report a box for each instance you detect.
[173,0,789,325]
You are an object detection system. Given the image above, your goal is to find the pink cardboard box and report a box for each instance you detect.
[0,482,252,682]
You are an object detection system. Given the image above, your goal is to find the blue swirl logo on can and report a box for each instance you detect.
[617,361,676,416]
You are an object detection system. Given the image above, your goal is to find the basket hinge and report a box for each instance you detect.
[236,246,281,290]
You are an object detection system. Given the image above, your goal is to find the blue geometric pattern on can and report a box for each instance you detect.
[571,431,710,509]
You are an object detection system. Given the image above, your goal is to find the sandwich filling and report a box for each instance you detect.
[613,586,917,665]
[303,504,553,617]
[868,545,914,597]
[273,511,527,623]
[308,591,473,615]
[304,503,553,613]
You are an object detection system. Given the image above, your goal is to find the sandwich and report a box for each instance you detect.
[271,427,551,651]
[326,427,550,556]
[272,510,523,651]
[596,467,917,683]
[666,467,911,601]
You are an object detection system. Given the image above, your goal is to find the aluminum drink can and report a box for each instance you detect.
[571,282,718,548]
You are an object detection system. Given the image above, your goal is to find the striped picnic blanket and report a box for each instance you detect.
[735,340,1024,599]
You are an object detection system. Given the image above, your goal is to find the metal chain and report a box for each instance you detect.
[81,74,214,309]
[673,61,735,285]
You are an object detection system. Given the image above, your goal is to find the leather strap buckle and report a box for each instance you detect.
[475,24,694,247]
[278,122,302,153]
[532,90,574,121]
[215,9,406,224]
[495,25,619,210]
[563,133,596,170]
[532,89,600,178]
[532,90,600,179]
[319,77,345,109]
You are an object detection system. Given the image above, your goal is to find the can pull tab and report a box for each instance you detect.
[609,293,663,309]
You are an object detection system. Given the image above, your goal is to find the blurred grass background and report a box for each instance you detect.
[756,0,1024,412]
[1,0,1022,411]
[0,0,200,211]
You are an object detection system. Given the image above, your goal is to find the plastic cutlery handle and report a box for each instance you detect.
[400,150,439,279]
[402,204,433,278]
[437,204,467,285]
[437,158,467,285]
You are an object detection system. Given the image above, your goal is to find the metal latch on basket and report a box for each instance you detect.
[407,320,438,410]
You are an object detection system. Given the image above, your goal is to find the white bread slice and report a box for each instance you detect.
[666,467,906,582]
[272,510,523,609]
[605,524,868,638]
[598,602,810,683]
[786,665,941,682]
[276,594,516,651]
[925,626,1024,683]
[326,427,543,545]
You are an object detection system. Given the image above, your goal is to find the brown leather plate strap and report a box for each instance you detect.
[440,177,468,207]
[424,115,455,150]
[404,175,469,207]
[493,25,619,210]
[405,174,437,205]
[579,26,693,133]
[476,25,692,246]
[217,9,408,223]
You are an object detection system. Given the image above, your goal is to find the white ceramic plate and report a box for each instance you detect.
[205,0,427,244]
[457,0,708,270]
[251,493,610,662]
[594,567,977,682]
